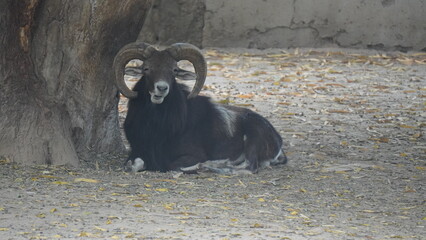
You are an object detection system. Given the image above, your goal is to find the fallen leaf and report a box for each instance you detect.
[155,188,169,192]
[163,203,175,210]
[94,226,107,232]
[74,178,99,183]
[236,94,254,99]
[51,181,70,185]
[361,210,379,213]
[251,223,264,228]
[38,175,60,179]
[399,124,416,129]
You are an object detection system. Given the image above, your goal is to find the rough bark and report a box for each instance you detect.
[138,0,205,47]
[0,0,153,166]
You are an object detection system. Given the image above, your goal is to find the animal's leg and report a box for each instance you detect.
[124,157,146,172]
[270,149,288,166]
[168,154,206,172]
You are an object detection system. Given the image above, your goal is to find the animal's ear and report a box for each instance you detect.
[176,68,197,80]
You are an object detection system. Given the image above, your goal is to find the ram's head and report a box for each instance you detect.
[113,42,207,104]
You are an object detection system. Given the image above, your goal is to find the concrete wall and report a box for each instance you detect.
[139,0,426,51]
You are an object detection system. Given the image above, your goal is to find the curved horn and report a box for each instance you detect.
[113,42,156,99]
[166,43,207,98]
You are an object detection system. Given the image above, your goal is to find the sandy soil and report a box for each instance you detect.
[1,48,425,239]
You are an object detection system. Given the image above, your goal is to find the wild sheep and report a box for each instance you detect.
[113,42,287,174]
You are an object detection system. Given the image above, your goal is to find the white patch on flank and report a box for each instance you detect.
[215,105,237,137]
[132,158,145,172]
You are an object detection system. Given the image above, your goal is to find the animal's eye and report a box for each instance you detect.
[142,67,150,73]
[173,68,179,74]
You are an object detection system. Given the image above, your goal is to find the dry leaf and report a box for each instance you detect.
[74,178,99,183]
[94,226,107,232]
[236,94,254,99]
[155,188,169,192]
[251,223,264,228]
[51,181,70,185]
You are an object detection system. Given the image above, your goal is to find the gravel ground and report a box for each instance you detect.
[1,47,425,239]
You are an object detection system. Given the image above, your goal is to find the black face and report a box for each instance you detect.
[141,51,179,104]
[140,51,197,104]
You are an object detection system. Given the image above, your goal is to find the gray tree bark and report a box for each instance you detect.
[0,0,153,166]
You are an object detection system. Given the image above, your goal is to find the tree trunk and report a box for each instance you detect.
[0,0,153,166]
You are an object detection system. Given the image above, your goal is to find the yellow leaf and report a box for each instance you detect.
[50,208,57,213]
[258,198,266,202]
[251,223,264,228]
[299,188,307,193]
[400,153,408,157]
[290,211,299,215]
[415,166,426,171]
[251,71,267,76]
[155,188,169,192]
[422,217,426,220]
[78,232,89,237]
[74,178,99,183]
[230,218,239,222]
[94,226,107,232]
[58,223,67,227]
[163,203,175,210]
[106,219,112,225]
[399,124,416,129]
[327,68,343,74]
[144,184,152,188]
[361,210,378,213]
[0,228,9,231]
[53,234,62,238]
[236,94,254,99]
[69,203,79,207]
[217,99,230,105]
[111,235,120,239]
[39,175,60,179]
[133,204,143,208]
[36,213,46,218]
[125,233,136,238]
[51,181,70,185]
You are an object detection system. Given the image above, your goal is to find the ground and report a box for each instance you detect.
[0,48,425,240]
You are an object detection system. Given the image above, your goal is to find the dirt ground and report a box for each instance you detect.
[1,48,425,239]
